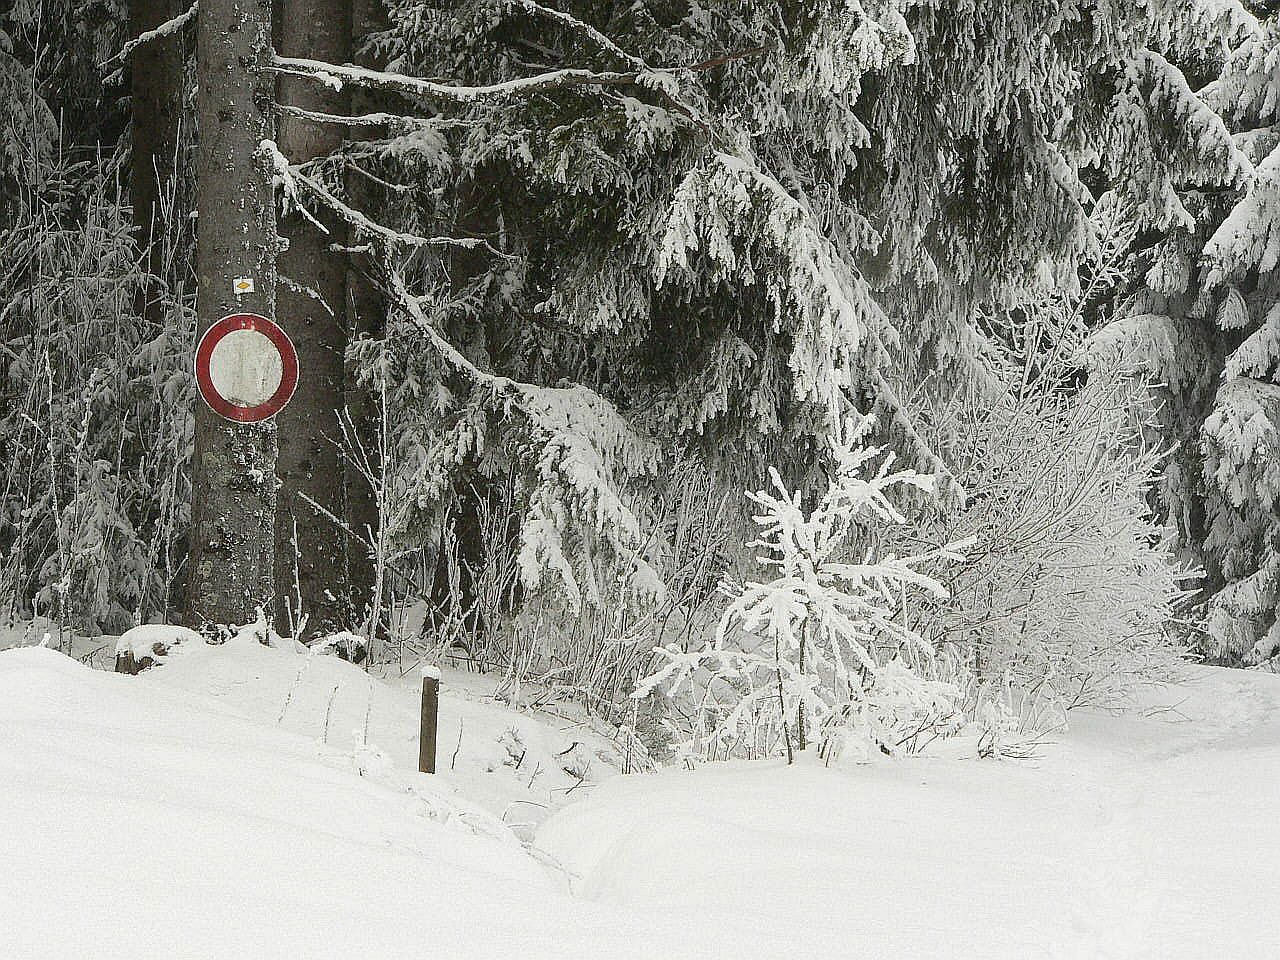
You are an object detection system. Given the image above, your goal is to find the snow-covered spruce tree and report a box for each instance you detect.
[262,1,1262,623]
[1090,8,1280,663]
[635,416,967,763]
[0,2,193,636]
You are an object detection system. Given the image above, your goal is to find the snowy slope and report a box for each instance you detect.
[109,626,629,829]
[0,642,796,959]
[3,638,1279,959]
[538,665,1280,960]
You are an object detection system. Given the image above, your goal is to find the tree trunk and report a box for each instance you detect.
[130,0,185,270]
[341,0,391,635]
[131,0,190,623]
[273,0,356,638]
[185,0,279,629]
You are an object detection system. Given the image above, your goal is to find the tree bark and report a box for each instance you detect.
[130,0,185,267]
[273,0,356,638]
[341,0,391,634]
[186,0,280,629]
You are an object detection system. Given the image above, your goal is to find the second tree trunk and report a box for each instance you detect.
[273,0,360,637]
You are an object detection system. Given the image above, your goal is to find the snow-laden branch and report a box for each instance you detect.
[275,104,478,131]
[102,1,197,80]
[267,52,743,132]
[259,140,505,257]
[269,32,768,133]
[258,140,330,235]
[386,270,517,395]
[504,0,651,72]
[268,55,641,105]
[304,172,502,255]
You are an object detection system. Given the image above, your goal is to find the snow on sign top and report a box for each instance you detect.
[195,314,298,422]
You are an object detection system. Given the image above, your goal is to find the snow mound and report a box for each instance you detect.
[122,629,625,825]
[114,623,203,659]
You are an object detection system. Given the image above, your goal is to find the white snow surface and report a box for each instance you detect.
[541,667,1280,959]
[3,634,1279,959]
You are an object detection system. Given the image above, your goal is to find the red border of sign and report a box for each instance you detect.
[195,313,298,423]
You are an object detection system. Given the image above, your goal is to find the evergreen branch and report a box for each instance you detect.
[384,270,516,395]
[268,55,640,105]
[101,1,198,79]
[268,53,719,133]
[276,147,508,258]
[504,0,651,72]
[275,104,478,131]
[682,46,772,73]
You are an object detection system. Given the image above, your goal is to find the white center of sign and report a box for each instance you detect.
[207,328,284,406]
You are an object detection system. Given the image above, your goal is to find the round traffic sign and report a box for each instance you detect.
[195,313,298,422]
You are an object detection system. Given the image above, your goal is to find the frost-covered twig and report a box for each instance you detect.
[278,275,335,317]
[294,490,416,593]
[257,140,330,235]
[344,162,413,195]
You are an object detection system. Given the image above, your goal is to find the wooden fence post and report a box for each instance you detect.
[419,666,439,774]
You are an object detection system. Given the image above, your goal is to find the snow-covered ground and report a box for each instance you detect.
[3,634,1278,959]
[541,669,1280,958]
